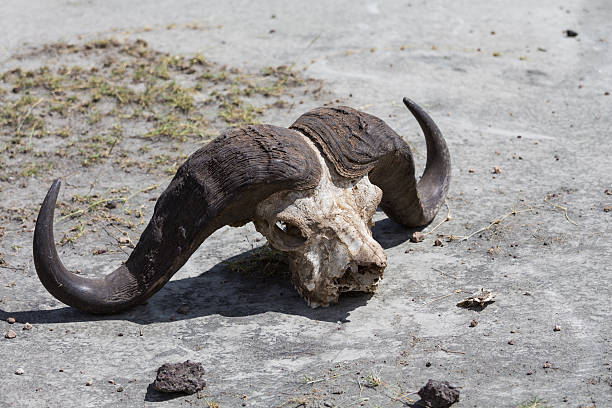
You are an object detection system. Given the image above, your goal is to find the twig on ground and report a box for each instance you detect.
[440,347,466,355]
[0,264,24,271]
[544,195,578,225]
[423,200,452,236]
[432,267,455,280]
[102,226,129,256]
[449,205,534,242]
[424,289,463,305]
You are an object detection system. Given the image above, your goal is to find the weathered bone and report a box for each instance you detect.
[254,136,386,307]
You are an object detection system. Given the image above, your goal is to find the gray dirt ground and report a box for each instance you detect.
[1,1,611,407]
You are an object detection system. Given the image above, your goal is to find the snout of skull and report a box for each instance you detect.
[252,148,388,306]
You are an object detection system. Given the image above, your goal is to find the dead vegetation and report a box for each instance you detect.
[0,38,321,182]
[224,245,289,278]
[0,38,324,250]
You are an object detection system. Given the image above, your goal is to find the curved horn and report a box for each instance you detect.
[33,125,321,314]
[290,97,451,227]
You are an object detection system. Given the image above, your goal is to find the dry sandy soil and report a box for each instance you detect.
[1,1,611,407]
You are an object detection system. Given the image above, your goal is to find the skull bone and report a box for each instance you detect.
[253,137,387,307]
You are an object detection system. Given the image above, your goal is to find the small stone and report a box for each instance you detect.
[543,362,552,369]
[105,201,117,209]
[425,362,432,367]
[411,231,425,243]
[5,330,17,339]
[433,239,444,247]
[492,166,503,174]
[469,319,478,327]
[468,168,476,173]
[23,323,32,330]
[508,339,515,345]
[553,325,561,332]
[116,386,124,392]
[118,236,130,244]
[15,368,24,375]
[153,360,206,394]
[604,206,611,213]
[418,379,460,407]
[7,317,16,324]
[564,29,578,37]
[108,380,116,385]
[526,370,533,375]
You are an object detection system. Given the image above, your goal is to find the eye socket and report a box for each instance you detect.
[274,220,307,245]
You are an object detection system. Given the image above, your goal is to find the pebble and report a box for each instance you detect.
[553,325,561,332]
[5,330,17,339]
[7,317,16,324]
[565,29,578,37]
[23,323,32,330]
[469,319,478,327]
[116,386,124,392]
[86,380,93,386]
[15,368,24,375]
[411,231,425,243]
[508,339,515,345]
[433,239,444,247]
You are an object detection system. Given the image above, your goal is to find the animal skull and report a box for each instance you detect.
[33,98,451,314]
[253,137,386,307]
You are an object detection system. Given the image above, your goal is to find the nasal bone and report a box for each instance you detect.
[354,237,387,269]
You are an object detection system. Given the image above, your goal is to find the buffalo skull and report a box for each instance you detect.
[33,98,451,314]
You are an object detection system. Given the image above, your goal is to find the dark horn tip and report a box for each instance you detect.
[45,178,62,201]
[40,179,62,217]
[402,97,421,113]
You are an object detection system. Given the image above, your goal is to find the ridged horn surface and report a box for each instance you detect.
[33,125,321,314]
[290,97,451,227]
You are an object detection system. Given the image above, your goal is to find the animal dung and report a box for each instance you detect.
[152,360,206,394]
[417,379,460,407]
